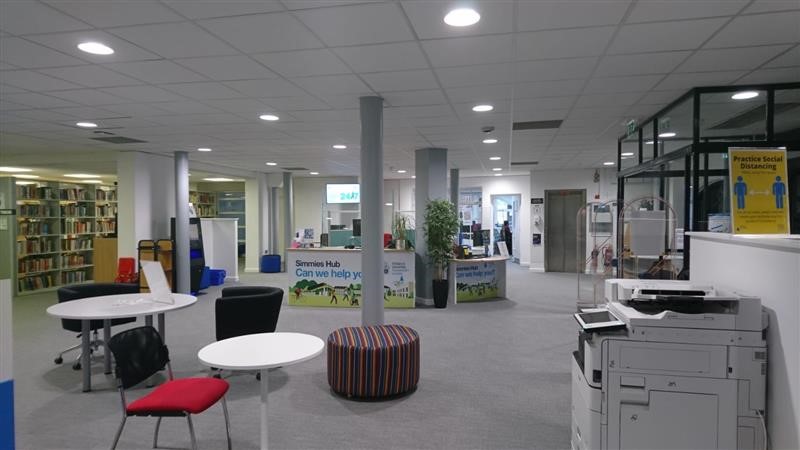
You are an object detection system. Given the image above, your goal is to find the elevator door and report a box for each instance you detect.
[545,189,586,272]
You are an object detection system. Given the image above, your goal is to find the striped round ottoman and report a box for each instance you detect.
[327,324,420,398]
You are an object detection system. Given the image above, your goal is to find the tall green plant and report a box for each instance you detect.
[423,199,459,280]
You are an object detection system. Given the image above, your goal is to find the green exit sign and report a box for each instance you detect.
[626,119,637,137]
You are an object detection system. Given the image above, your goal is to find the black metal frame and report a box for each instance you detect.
[616,82,800,276]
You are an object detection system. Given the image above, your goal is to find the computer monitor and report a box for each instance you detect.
[352,219,362,237]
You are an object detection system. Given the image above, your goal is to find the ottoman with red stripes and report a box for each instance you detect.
[327,324,420,398]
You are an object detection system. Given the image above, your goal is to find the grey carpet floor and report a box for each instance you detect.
[12,264,579,450]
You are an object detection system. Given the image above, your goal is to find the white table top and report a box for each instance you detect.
[197,332,325,371]
[46,293,197,320]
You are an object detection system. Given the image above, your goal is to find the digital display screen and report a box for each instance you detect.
[326,184,360,204]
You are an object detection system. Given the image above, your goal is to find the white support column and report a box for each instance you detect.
[245,173,270,273]
[450,168,459,210]
[174,151,190,294]
[414,148,448,302]
[360,96,385,326]
[282,172,293,270]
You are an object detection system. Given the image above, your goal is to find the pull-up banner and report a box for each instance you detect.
[728,148,790,234]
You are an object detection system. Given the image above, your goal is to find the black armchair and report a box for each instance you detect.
[55,283,139,370]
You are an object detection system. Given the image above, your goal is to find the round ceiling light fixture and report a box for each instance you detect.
[621,152,634,156]
[309,171,319,175]
[64,173,100,178]
[731,91,759,100]
[259,114,279,121]
[492,167,502,171]
[266,162,277,166]
[472,104,493,112]
[658,132,676,138]
[483,138,498,144]
[332,144,347,149]
[494,173,503,177]
[76,122,98,128]
[77,42,114,55]
[489,156,501,161]
[603,161,615,166]
[444,8,480,27]
[197,148,212,152]
[0,166,32,172]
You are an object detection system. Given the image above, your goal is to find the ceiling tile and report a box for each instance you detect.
[292,74,373,96]
[1,70,82,91]
[654,70,748,91]
[100,103,171,116]
[333,42,429,73]
[103,60,207,84]
[742,0,800,14]
[737,66,800,84]
[626,0,747,23]
[48,106,119,120]
[705,12,800,48]
[435,64,512,88]
[164,0,284,19]
[0,83,26,94]
[199,13,322,53]
[162,82,246,100]
[422,34,514,67]
[0,1,90,35]
[100,86,188,102]
[45,0,185,27]
[584,75,663,94]
[445,84,513,103]
[636,90,685,105]
[0,37,86,68]
[39,65,144,88]
[282,0,379,10]
[174,55,278,81]
[289,109,358,122]
[575,92,643,108]
[362,69,439,92]
[26,30,163,63]
[608,18,728,54]
[294,2,414,46]
[313,93,363,109]
[514,57,597,82]
[677,45,792,72]
[594,51,691,77]
[517,0,629,31]
[0,62,18,70]
[764,45,800,68]
[201,98,273,115]
[42,89,130,106]
[225,78,308,97]
[516,27,616,60]
[514,79,586,98]
[3,92,78,109]
[383,89,448,107]
[260,95,331,111]
[401,0,513,39]
[513,96,576,113]
[109,22,238,58]
[145,101,225,115]
[253,49,350,78]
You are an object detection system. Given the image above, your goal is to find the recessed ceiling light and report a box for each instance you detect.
[472,104,493,112]
[731,91,759,100]
[13,174,40,179]
[64,173,100,178]
[77,42,114,55]
[197,148,212,152]
[203,177,234,182]
[492,167,502,171]
[483,138,498,144]
[494,173,503,177]
[603,161,615,166]
[259,114,279,121]
[645,140,654,145]
[266,162,277,166]
[621,152,634,156]
[0,166,32,172]
[332,144,347,149]
[15,181,36,185]
[385,202,393,206]
[412,175,416,179]
[76,122,98,128]
[309,171,319,175]
[489,156,501,161]
[397,169,407,174]
[444,8,480,27]
[658,132,676,138]
[81,179,102,184]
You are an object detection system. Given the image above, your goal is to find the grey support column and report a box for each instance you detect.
[174,151,190,294]
[415,148,448,301]
[282,172,293,270]
[360,96,385,326]
[270,187,279,254]
[450,168,459,210]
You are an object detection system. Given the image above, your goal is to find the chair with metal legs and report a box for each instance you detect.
[107,326,232,450]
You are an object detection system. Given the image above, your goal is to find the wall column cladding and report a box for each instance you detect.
[414,148,448,302]
[174,151,190,294]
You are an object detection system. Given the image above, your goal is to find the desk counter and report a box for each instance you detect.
[287,248,415,308]
[448,255,509,303]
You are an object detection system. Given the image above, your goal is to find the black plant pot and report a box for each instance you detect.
[432,279,448,308]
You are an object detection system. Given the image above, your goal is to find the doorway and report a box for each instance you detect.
[491,194,521,263]
[545,189,586,272]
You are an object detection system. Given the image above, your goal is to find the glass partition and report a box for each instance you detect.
[657,97,693,154]
[641,121,655,162]
[620,134,639,170]
[700,90,767,142]
[775,88,800,140]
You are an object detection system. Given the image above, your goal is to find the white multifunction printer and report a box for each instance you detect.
[571,279,768,450]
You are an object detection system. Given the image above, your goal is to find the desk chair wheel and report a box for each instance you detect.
[256,372,260,381]
[73,362,82,370]
[54,357,63,364]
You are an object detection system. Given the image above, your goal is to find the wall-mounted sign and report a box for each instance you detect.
[530,197,543,205]
[626,119,637,137]
[326,184,360,204]
[532,233,541,246]
[728,148,790,234]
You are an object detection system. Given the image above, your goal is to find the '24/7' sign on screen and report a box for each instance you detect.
[326,184,360,204]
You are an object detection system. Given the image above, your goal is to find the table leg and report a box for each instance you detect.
[103,319,112,374]
[81,320,91,392]
[260,368,269,450]
[157,313,165,342]
[145,315,153,328]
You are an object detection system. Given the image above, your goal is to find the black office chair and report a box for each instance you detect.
[107,326,231,450]
[54,283,139,370]
[215,286,283,379]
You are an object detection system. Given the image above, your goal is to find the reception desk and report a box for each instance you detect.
[448,255,509,303]
[287,248,415,308]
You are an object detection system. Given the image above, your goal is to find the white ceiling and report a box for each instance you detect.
[1,0,798,179]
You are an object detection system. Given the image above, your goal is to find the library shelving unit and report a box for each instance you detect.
[13,179,118,295]
[189,190,217,217]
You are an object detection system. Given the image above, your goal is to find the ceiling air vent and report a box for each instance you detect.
[283,167,308,171]
[511,161,539,166]
[91,136,147,144]
[513,120,562,130]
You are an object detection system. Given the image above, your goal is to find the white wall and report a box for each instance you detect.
[529,169,617,272]
[293,176,358,233]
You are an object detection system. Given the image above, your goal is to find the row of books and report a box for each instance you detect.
[96,220,116,233]
[19,221,53,236]
[95,204,117,217]
[18,204,57,217]
[62,238,93,251]
[16,186,57,200]
[62,269,91,284]
[60,188,92,201]
[18,274,56,292]
[61,254,88,267]
[18,257,55,274]
[95,189,117,201]
[17,237,57,255]
[61,204,91,217]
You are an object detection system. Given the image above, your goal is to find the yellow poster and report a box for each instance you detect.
[728,148,790,234]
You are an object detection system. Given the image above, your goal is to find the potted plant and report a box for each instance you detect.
[394,213,408,250]
[423,199,459,308]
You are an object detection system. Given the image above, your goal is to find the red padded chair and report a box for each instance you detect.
[114,257,138,283]
[107,326,231,450]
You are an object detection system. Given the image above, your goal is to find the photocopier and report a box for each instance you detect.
[571,279,768,450]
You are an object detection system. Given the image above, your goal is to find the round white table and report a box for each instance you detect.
[46,293,197,392]
[197,332,325,450]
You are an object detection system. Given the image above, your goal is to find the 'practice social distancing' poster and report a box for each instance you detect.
[728,148,790,234]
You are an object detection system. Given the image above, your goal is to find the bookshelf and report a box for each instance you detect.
[217,191,246,254]
[189,190,217,217]
[13,179,118,295]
